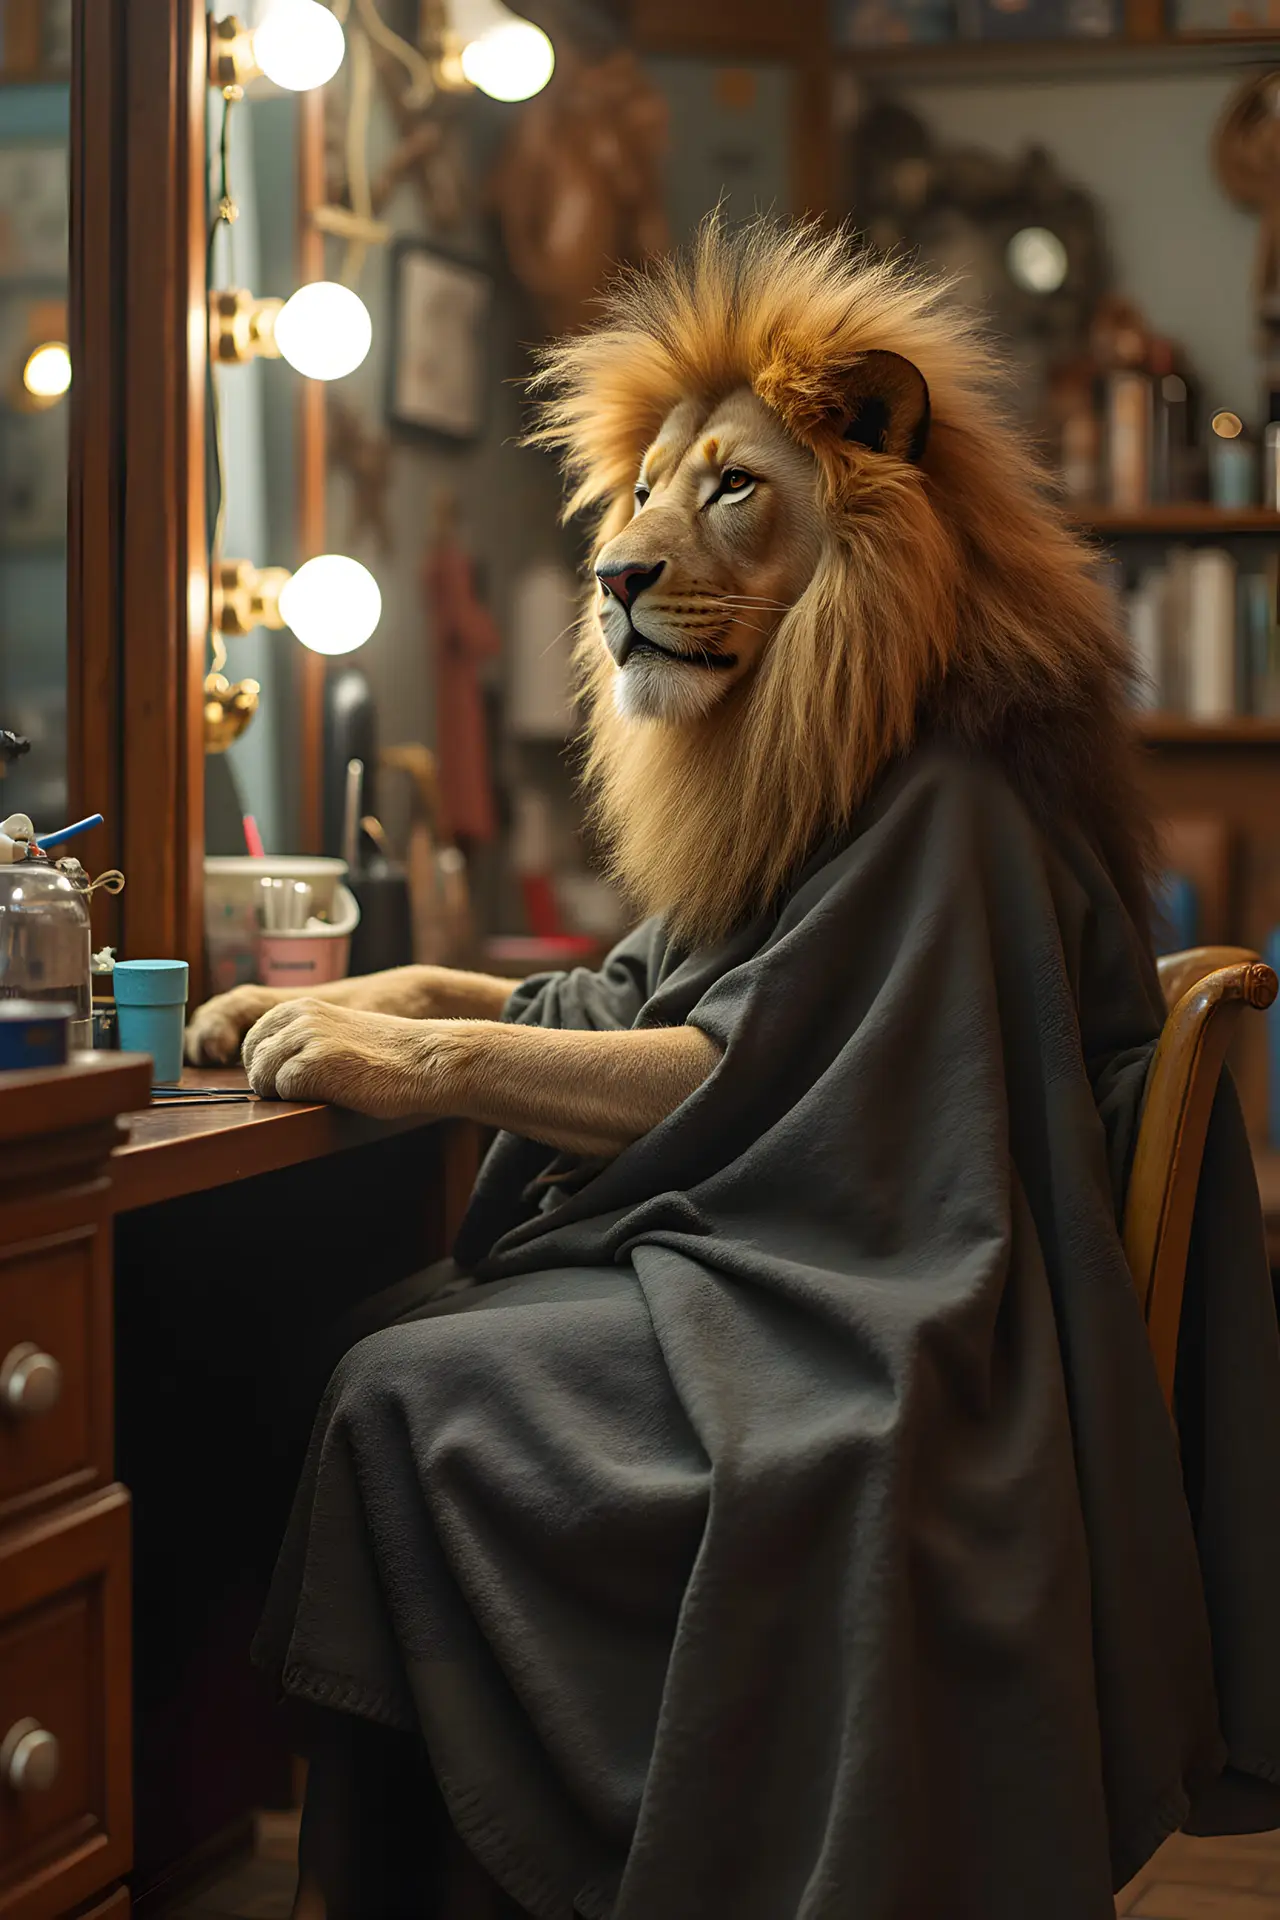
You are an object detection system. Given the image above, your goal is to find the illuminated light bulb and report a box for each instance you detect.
[252,0,345,92]
[271,282,372,381]
[460,17,554,100]
[23,341,71,400]
[278,555,381,655]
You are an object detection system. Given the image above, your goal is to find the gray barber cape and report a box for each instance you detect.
[255,746,1280,1920]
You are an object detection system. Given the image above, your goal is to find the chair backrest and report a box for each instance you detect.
[1121,945,1278,1415]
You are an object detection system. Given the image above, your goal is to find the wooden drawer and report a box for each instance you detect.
[0,1489,131,1920]
[0,1185,113,1529]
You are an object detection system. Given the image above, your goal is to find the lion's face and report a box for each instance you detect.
[590,388,824,724]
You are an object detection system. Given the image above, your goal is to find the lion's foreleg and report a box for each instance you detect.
[438,1019,723,1157]
[186,965,521,1065]
[242,1003,722,1154]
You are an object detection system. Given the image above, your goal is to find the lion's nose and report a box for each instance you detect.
[595,559,665,611]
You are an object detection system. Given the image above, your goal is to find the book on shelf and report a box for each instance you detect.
[1122,547,1280,718]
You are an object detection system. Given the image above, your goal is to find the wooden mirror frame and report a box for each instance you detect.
[68,0,209,983]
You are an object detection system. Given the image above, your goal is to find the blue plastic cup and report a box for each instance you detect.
[113,959,189,1086]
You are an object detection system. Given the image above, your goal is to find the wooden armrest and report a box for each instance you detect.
[1156,946,1267,1013]
[1122,957,1277,1414]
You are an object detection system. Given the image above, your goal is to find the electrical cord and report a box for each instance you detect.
[206,84,238,677]
[353,0,437,108]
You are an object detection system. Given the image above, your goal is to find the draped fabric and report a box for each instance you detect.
[257,747,1280,1920]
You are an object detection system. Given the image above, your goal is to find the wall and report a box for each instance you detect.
[646,56,794,234]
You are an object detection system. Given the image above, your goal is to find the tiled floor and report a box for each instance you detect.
[1118,1831,1280,1917]
[164,1812,1280,1918]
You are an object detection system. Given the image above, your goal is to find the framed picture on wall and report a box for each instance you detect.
[387,240,493,444]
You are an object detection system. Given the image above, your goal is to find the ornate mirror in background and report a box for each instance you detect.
[846,95,1108,432]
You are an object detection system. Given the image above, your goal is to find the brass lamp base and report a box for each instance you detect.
[204,673,261,754]
[213,560,290,639]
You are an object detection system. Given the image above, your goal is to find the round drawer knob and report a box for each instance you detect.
[0,1342,62,1418]
[1,1718,60,1792]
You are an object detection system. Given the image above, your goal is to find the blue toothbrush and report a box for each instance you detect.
[36,813,104,851]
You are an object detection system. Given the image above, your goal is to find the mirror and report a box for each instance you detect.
[0,0,71,830]
[203,11,303,861]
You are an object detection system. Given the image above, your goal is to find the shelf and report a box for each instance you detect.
[1073,507,1280,536]
[1134,715,1280,744]
[835,32,1280,79]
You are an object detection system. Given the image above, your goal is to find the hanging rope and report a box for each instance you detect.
[353,0,437,108]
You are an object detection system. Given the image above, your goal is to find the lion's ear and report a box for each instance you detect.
[839,351,930,464]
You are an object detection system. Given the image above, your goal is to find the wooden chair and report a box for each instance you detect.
[1122,945,1278,1415]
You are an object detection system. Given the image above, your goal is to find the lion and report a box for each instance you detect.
[186,215,1154,1149]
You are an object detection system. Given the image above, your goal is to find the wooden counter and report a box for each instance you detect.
[112,1069,447,1215]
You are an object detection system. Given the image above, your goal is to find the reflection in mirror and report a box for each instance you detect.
[204,12,303,861]
[0,2,70,831]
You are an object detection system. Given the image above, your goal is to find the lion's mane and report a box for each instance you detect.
[532,216,1155,951]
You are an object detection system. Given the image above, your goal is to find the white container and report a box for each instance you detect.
[258,883,361,989]
[204,855,349,993]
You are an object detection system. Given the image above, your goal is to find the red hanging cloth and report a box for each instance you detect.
[424,498,501,846]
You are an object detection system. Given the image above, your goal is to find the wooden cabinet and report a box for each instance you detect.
[0,1060,149,1920]
[0,1185,113,1532]
[0,1492,131,1920]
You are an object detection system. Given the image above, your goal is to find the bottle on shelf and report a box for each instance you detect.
[1262,390,1280,512]
[1208,409,1257,510]
[1148,338,1195,505]
[1105,369,1153,510]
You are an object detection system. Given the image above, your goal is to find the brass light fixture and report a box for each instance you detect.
[210,284,372,380]
[202,562,287,754]
[208,15,260,90]
[213,560,292,637]
[213,556,383,656]
[208,4,346,93]
[204,674,262,754]
[209,288,283,367]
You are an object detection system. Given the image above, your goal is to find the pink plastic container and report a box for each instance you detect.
[258,932,351,989]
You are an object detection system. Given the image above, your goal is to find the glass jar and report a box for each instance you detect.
[0,856,92,1050]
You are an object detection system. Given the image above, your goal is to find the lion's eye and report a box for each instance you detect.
[633,485,651,512]
[712,468,757,505]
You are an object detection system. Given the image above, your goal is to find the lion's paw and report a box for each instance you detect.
[184,985,278,1065]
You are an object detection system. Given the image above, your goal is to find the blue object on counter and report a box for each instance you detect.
[112,959,189,1086]
[36,812,104,851]
[1267,929,1280,1149]
[0,1000,73,1069]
